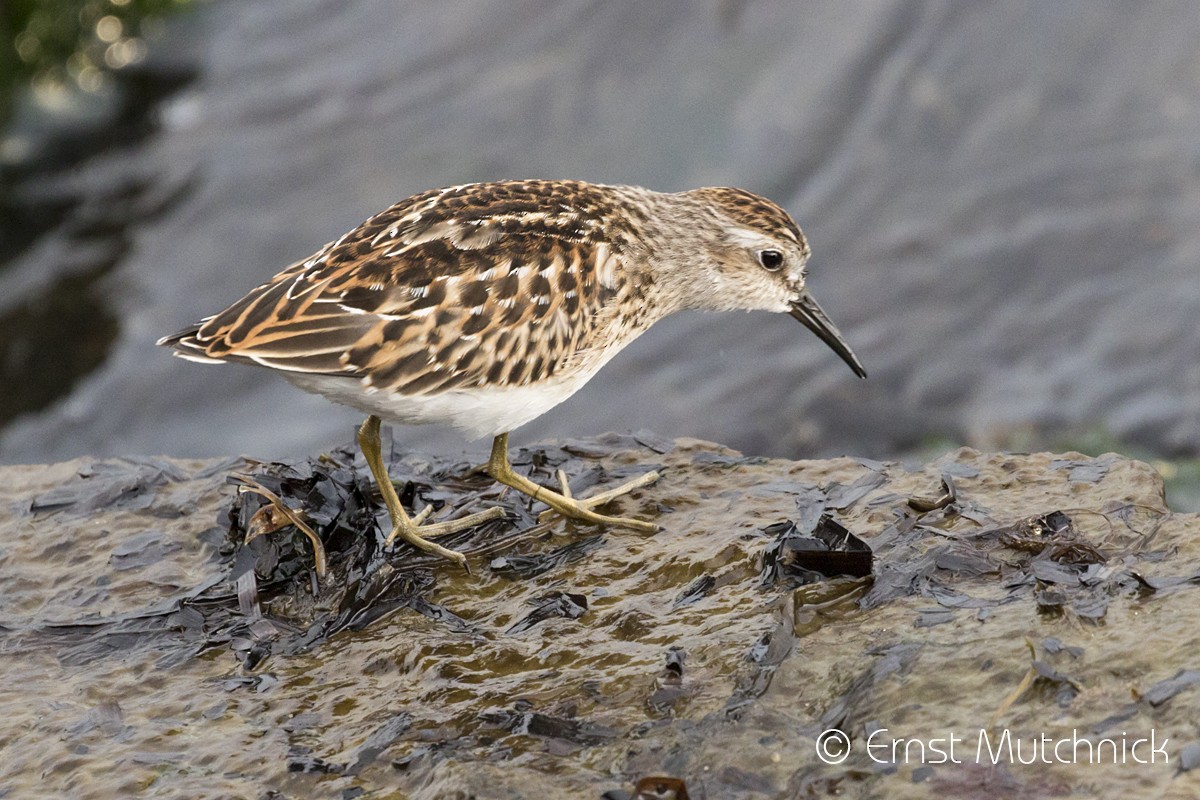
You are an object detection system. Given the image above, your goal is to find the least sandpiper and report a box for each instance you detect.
[159,180,865,569]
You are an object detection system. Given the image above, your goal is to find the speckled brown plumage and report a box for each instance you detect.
[162,180,664,399]
[161,178,868,440]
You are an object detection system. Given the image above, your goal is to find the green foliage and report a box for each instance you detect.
[2,0,194,124]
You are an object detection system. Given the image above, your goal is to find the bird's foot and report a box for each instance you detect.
[537,468,662,530]
[382,505,508,568]
[497,466,660,532]
[486,432,661,533]
[530,468,662,530]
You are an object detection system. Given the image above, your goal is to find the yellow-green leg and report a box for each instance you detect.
[358,415,506,567]
[486,432,660,532]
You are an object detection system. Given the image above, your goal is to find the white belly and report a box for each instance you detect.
[284,368,602,440]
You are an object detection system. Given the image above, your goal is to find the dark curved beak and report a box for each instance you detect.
[789,293,867,378]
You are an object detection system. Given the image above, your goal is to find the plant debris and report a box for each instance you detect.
[647,647,689,714]
[489,534,605,580]
[505,590,589,635]
[758,515,873,589]
[478,707,618,747]
[672,575,716,608]
[1141,669,1200,707]
[908,474,958,512]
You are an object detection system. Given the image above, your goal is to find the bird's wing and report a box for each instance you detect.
[160,181,633,395]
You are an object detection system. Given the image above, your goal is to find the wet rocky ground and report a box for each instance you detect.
[2,433,1199,799]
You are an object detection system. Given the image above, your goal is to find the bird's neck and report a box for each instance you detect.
[609,188,727,317]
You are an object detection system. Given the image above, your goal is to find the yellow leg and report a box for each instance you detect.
[357,415,506,567]
[486,432,660,533]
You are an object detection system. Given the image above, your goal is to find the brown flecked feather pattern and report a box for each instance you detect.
[158,177,868,437]
[164,180,656,396]
[687,186,810,257]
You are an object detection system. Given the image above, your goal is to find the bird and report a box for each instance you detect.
[158,179,866,570]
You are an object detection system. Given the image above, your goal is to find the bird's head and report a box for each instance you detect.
[677,186,867,379]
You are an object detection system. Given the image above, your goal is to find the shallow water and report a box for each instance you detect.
[2,437,1197,797]
[2,1,1199,465]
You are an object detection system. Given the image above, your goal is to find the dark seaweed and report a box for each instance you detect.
[825,469,887,511]
[489,534,605,580]
[673,575,716,608]
[1142,670,1200,707]
[1051,457,1114,484]
[29,456,219,514]
[346,713,414,775]
[819,641,923,732]
[647,647,689,714]
[758,515,873,589]
[726,606,796,716]
[478,707,617,746]
[505,591,588,635]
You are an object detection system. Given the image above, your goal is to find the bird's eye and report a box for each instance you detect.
[757,249,784,271]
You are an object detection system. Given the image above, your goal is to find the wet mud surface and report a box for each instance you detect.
[2,435,1199,798]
